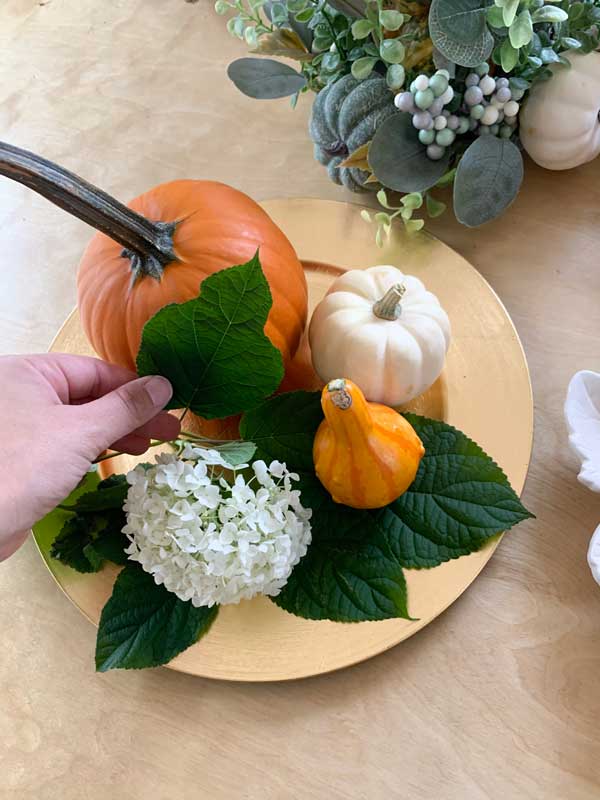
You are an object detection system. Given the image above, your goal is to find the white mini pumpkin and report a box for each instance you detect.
[520,50,600,170]
[309,265,451,406]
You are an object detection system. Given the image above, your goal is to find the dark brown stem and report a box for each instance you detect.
[0,141,177,280]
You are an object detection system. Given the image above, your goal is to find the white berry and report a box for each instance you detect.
[412,111,434,130]
[496,78,509,89]
[434,115,447,130]
[427,144,446,160]
[479,76,496,96]
[496,87,511,104]
[395,91,415,112]
[414,74,429,92]
[440,86,454,105]
[481,105,499,125]
[465,85,483,106]
[447,114,459,130]
[465,73,480,88]
[504,100,520,117]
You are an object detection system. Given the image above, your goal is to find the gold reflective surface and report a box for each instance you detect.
[35,198,533,681]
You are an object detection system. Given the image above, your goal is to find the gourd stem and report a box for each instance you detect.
[373,284,405,320]
[0,141,177,279]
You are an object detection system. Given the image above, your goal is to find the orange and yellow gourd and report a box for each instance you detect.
[313,379,425,509]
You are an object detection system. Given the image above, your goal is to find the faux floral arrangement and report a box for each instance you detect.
[218,0,600,237]
[0,139,532,673]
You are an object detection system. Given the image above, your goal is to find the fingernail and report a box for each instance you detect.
[143,376,173,407]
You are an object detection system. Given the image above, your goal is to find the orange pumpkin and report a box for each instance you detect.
[77,181,308,371]
[313,378,425,509]
[0,143,307,373]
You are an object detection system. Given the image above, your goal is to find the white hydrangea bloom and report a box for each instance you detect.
[123,448,312,607]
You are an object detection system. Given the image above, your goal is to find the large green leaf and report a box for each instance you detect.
[429,0,494,67]
[227,58,307,99]
[137,254,284,419]
[95,565,218,672]
[368,113,450,193]
[454,136,524,227]
[372,414,534,568]
[240,390,322,471]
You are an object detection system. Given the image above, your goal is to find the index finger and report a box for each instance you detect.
[33,353,139,403]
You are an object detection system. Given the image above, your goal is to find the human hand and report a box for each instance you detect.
[0,354,179,561]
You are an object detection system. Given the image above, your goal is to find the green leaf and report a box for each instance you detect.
[368,113,451,194]
[501,0,519,27]
[509,9,533,48]
[351,18,374,39]
[386,63,406,89]
[429,0,494,68]
[561,37,582,49]
[294,7,314,22]
[380,38,406,63]
[454,136,524,227]
[500,37,519,71]
[487,4,505,26]
[401,192,423,209]
[540,47,561,64]
[95,565,218,672]
[371,414,533,568]
[60,474,128,514]
[351,56,378,79]
[405,218,425,234]
[240,391,322,471]
[227,58,307,98]
[426,193,447,217]
[211,440,257,466]
[531,5,568,23]
[137,253,284,420]
[379,9,404,30]
[50,508,128,573]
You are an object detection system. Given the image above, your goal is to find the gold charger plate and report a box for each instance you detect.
[34,198,533,682]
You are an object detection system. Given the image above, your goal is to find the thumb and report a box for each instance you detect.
[78,375,174,452]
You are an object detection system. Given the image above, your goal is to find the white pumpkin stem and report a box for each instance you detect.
[373,284,405,320]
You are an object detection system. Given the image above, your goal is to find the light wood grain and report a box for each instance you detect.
[0,1,599,798]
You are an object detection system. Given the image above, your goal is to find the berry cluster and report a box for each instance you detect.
[394,69,463,161]
[394,64,523,160]
[463,64,522,140]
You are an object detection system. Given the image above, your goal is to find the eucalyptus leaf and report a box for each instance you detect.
[531,5,568,23]
[454,136,524,227]
[386,64,406,90]
[351,18,373,39]
[380,9,404,30]
[137,253,284,420]
[351,56,378,79]
[368,113,450,193]
[95,565,218,672]
[500,37,519,71]
[380,38,405,64]
[429,0,494,68]
[227,58,306,99]
[501,0,519,28]
[509,9,533,48]
[540,47,561,64]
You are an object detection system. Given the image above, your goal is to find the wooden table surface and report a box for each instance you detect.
[1,1,600,798]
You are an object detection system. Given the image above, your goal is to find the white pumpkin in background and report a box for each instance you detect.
[520,50,600,170]
[308,265,451,406]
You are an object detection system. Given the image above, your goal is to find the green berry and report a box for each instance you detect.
[415,88,435,110]
[499,125,512,138]
[457,117,470,135]
[476,62,490,76]
[436,128,456,147]
[429,74,449,97]
[470,104,485,120]
[419,129,436,145]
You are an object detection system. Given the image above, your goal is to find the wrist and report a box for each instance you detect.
[0,529,30,562]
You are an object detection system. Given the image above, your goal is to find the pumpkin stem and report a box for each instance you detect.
[372,284,405,320]
[0,141,177,280]
[327,378,353,410]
